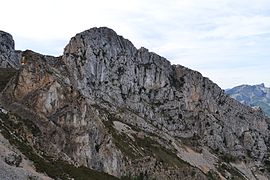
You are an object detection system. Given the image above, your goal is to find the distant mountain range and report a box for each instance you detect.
[226,83,270,117]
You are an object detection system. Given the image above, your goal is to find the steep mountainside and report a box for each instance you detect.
[226,84,270,117]
[0,27,270,179]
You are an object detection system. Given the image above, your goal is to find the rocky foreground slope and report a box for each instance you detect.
[226,84,270,117]
[0,27,270,180]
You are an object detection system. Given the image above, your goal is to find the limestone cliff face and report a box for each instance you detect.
[0,31,20,69]
[0,31,20,92]
[0,27,270,179]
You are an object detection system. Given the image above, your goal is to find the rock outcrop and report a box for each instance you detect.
[0,130,52,180]
[0,31,19,92]
[0,31,20,69]
[0,27,270,179]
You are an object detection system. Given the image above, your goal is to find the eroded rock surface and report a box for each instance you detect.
[0,130,52,180]
[0,27,270,179]
[0,31,20,69]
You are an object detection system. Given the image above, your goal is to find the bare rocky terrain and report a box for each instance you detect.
[0,27,270,179]
[226,83,270,117]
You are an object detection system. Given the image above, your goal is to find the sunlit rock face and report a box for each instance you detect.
[0,27,270,179]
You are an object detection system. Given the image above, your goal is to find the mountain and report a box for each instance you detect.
[0,27,270,180]
[226,84,270,117]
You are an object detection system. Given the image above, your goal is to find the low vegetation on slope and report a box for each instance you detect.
[0,111,118,180]
[1,27,270,179]
[0,68,17,91]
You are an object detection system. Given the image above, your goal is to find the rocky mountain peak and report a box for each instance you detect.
[64,27,137,58]
[258,83,265,88]
[0,30,15,50]
[0,27,270,179]
[0,30,21,69]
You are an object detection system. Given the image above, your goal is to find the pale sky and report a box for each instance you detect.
[1,0,270,89]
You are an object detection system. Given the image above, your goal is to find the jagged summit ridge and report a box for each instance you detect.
[65,27,171,67]
[63,27,173,104]
[64,27,137,64]
[0,27,269,179]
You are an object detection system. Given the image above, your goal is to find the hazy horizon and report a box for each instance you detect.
[1,0,269,89]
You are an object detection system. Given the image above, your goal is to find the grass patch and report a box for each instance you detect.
[217,163,246,180]
[220,154,237,163]
[180,136,202,153]
[207,170,220,180]
[135,136,187,168]
[121,172,148,180]
[103,112,188,169]
[0,68,17,91]
[103,119,140,159]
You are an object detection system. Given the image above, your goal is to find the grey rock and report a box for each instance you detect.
[226,83,270,117]
[0,30,21,69]
[4,152,22,167]
[0,132,51,180]
[0,27,269,179]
